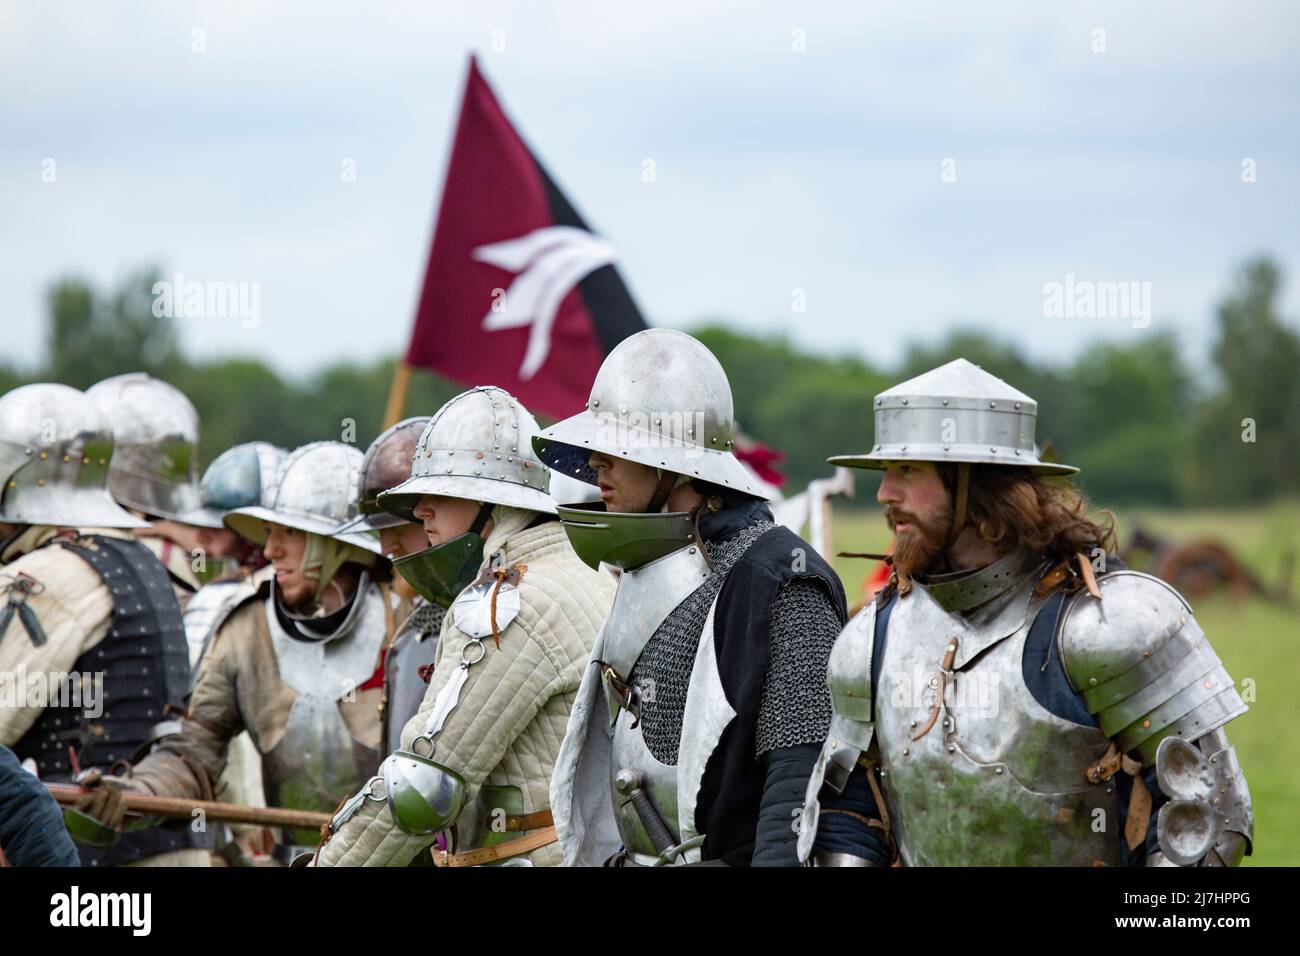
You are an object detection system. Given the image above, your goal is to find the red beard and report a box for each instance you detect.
[886,502,953,581]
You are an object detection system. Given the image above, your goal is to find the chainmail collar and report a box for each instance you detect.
[408,599,444,638]
[913,545,1043,613]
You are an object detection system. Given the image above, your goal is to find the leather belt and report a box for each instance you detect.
[431,825,558,868]
[505,809,553,832]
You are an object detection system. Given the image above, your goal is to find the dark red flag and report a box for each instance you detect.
[404,55,646,419]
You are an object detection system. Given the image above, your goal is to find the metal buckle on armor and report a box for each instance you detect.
[596,660,640,727]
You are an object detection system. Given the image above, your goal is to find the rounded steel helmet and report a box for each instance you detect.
[0,383,148,529]
[828,358,1078,476]
[84,372,201,521]
[224,441,381,554]
[532,328,769,500]
[176,442,287,529]
[378,387,554,522]
[338,417,431,534]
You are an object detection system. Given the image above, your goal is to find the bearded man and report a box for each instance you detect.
[799,359,1252,867]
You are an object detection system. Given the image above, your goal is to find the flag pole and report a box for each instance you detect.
[382,361,413,430]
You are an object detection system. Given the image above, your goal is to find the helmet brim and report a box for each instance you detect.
[533,410,771,500]
[377,473,556,523]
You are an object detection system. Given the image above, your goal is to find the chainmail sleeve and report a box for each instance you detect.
[753,576,841,758]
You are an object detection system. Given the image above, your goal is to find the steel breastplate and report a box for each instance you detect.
[599,542,712,723]
[261,583,387,845]
[600,542,712,863]
[383,609,443,755]
[875,573,1122,866]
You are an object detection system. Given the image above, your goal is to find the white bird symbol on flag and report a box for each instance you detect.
[473,226,618,380]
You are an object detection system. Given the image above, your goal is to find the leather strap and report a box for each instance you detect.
[431,825,558,868]
[505,809,554,832]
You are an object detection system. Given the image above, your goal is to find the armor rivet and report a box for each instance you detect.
[1179,616,1186,625]
[989,401,996,408]
[1089,677,1097,686]
[901,445,908,452]
[1142,719,1151,728]
[909,720,917,728]
[592,400,600,407]
[711,437,717,444]
[902,748,909,756]
[6,481,13,489]
[1015,402,1021,410]
[1014,449,1021,456]
[876,398,882,406]
[689,547,697,554]
[947,745,956,753]
[37,478,45,486]
[99,459,106,465]
[901,399,908,405]
[995,767,1004,774]
[39,451,47,459]
[990,447,996,454]
[943,445,950,451]
[941,399,949,406]
[63,454,70,462]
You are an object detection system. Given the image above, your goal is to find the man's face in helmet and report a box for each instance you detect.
[262,522,312,607]
[197,526,241,560]
[379,522,430,561]
[411,495,490,548]
[876,460,953,577]
[587,452,661,514]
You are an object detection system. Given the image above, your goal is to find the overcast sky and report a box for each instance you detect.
[3,0,1297,380]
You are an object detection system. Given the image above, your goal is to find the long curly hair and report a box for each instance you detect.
[936,464,1117,565]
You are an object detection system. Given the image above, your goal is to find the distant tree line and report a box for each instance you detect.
[2,258,1295,509]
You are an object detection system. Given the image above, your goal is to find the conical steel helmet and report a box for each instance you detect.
[828,358,1078,476]
[84,372,202,521]
[0,383,148,529]
[378,387,554,522]
[532,328,769,499]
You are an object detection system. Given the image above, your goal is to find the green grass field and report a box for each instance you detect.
[824,498,1300,866]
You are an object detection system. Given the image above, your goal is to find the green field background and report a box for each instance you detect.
[824,498,1300,866]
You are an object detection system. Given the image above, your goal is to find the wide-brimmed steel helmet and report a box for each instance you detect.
[378,387,554,522]
[828,358,1078,476]
[84,372,201,520]
[176,441,287,529]
[532,328,769,499]
[338,417,431,534]
[224,441,381,554]
[0,383,148,529]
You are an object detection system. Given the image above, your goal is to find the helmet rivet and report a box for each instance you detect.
[943,445,950,451]
[82,457,90,465]
[1014,450,1021,456]
[989,401,996,408]
[710,437,717,444]
[1015,402,1021,410]
[63,455,70,462]
[990,447,996,453]
[37,478,45,486]
[901,445,907,452]
[39,451,47,460]
[654,418,661,426]
[7,481,14,489]
[942,399,949,406]
[592,400,600,408]
[875,398,881,406]
[901,399,908,406]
